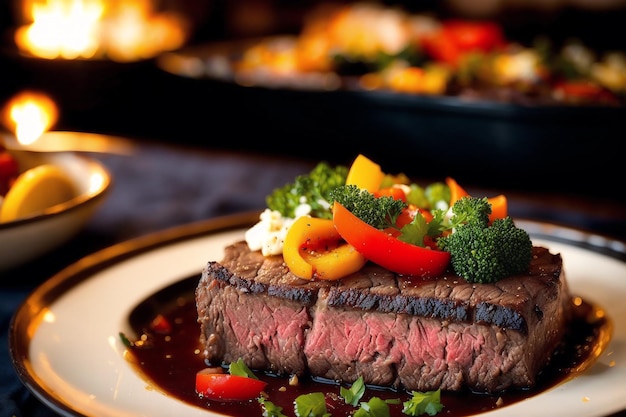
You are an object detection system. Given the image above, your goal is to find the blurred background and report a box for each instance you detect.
[0,0,624,197]
[1,4,625,415]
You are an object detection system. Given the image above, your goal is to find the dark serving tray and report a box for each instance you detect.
[156,37,626,197]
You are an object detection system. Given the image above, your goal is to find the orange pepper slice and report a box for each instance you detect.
[446,177,469,207]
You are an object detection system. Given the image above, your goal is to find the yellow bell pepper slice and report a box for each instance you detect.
[283,216,367,280]
[446,177,507,223]
[345,154,385,192]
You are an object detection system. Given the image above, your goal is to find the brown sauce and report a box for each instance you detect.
[123,275,611,417]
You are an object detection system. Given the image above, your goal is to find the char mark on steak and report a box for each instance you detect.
[196,241,572,393]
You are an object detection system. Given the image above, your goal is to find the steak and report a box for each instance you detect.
[196,241,573,393]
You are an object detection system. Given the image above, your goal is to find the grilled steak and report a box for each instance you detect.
[196,241,572,393]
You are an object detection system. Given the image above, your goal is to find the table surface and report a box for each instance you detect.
[1,139,625,417]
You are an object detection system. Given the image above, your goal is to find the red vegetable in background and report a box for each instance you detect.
[422,20,505,66]
[553,80,618,105]
[0,151,19,196]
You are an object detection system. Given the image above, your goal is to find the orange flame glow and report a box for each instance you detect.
[2,91,59,145]
[14,0,190,62]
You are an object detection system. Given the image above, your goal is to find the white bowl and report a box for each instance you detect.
[0,150,111,272]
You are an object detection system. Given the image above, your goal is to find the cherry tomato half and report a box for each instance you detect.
[149,314,172,334]
[195,371,268,401]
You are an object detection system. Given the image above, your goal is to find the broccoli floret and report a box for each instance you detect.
[266,162,348,219]
[428,196,491,237]
[330,184,407,230]
[438,197,533,283]
[448,195,492,229]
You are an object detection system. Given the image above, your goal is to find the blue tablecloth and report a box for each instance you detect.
[1,140,625,417]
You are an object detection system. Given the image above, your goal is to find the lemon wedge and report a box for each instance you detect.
[0,164,79,222]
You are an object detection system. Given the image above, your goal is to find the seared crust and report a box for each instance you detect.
[205,241,565,332]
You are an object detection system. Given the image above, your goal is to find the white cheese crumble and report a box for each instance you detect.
[245,209,292,256]
[245,203,313,256]
[246,194,335,256]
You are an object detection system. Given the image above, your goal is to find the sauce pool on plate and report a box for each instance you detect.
[122,275,611,417]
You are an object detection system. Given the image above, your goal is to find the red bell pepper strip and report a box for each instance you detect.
[332,202,450,277]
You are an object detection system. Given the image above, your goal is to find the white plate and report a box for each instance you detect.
[9,213,626,417]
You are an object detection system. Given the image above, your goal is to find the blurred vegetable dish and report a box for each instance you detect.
[220,2,625,106]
